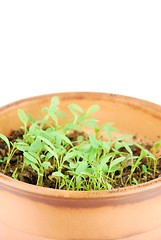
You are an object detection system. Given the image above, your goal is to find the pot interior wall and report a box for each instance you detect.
[0,92,161,143]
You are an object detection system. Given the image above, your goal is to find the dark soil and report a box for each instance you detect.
[0,129,161,190]
[0,129,38,185]
[0,129,89,188]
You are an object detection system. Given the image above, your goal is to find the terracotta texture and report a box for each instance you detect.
[0,92,161,240]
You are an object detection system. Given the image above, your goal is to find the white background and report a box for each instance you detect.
[0,0,161,107]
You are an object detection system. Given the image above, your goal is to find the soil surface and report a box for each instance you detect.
[0,129,161,190]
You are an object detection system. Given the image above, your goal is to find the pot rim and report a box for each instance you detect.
[1,91,161,199]
[1,173,161,199]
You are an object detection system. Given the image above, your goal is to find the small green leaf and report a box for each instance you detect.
[132,177,139,185]
[29,122,38,132]
[109,165,119,173]
[38,135,55,149]
[69,162,78,169]
[14,141,29,152]
[88,147,97,162]
[110,156,126,169]
[51,96,60,108]
[101,141,111,152]
[0,133,10,153]
[87,104,100,115]
[0,156,8,163]
[89,134,100,149]
[64,123,81,131]
[42,96,60,125]
[142,164,148,173]
[24,152,39,164]
[69,104,83,123]
[101,155,111,165]
[48,110,59,125]
[82,119,98,129]
[106,182,112,190]
[44,145,58,160]
[63,151,80,161]
[28,114,35,123]
[76,161,88,174]
[102,164,108,173]
[29,138,43,152]
[54,131,72,145]
[30,163,40,174]
[114,141,123,150]
[140,148,155,160]
[41,161,52,169]
[18,109,28,126]
[69,104,83,113]
[153,140,161,152]
[52,171,64,178]
[76,175,82,183]
[123,142,133,155]
[101,123,118,139]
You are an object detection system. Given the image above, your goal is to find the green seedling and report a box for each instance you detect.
[0,133,17,172]
[0,97,161,191]
[18,109,29,134]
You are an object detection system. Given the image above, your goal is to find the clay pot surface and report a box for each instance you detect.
[1,92,161,240]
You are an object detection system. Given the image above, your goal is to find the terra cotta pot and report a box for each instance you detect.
[0,92,161,240]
